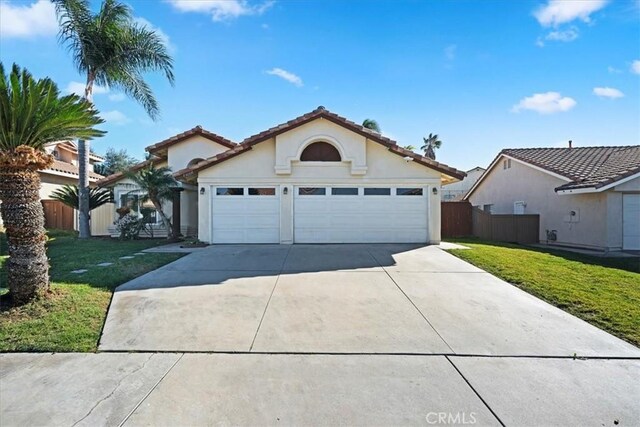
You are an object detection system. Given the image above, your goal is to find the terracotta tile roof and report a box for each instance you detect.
[174,106,466,180]
[43,159,104,181]
[95,158,162,187]
[501,146,640,191]
[145,125,236,155]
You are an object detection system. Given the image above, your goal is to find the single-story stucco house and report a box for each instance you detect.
[97,106,466,244]
[464,145,640,251]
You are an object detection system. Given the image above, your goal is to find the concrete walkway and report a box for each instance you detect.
[1,353,638,426]
[2,244,639,426]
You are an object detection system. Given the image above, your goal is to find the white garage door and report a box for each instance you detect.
[294,186,428,243]
[623,194,640,250]
[211,187,280,243]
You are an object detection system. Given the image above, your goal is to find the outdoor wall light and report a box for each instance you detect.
[200,187,205,195]
[283,187,289,195]
[432,187,438,195]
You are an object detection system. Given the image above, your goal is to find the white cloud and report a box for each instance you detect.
[545,26,579,42]
[101,110,131,125]
[608,66,622,74]
[444,44,457,61]
[511,92,577,114]
[266,68,303,87]
[632,60,640,74]
[134,17,176,53]
[534,0,608,27]
[0,0,58,38]
[65,81,109,97]
[166,0,274,21]
[593,87,624,99]
[108,93,126,102]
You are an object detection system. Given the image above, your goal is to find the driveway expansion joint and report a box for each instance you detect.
[117,353,185,427]
[249,245,293,352]
[445,355,506,427]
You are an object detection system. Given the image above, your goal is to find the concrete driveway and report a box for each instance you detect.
[99,244,639,357]
[3,244,639,426]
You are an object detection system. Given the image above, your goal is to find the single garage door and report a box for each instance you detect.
[211,186,280,243]
[294,186,428,243]
[623,194,640,250]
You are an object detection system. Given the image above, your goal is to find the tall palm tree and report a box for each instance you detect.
[362,118,381,133]
[126,164,177,239]
[421,133,442,160]
[54,0,175,239]
[51,185,113,211]
[0,63,104,304]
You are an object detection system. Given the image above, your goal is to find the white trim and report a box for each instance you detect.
[463,153,571,200]
[40,168,101,182]
[556,171,640,195]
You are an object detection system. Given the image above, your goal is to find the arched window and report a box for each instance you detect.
[300,142,341,162]
[187,158,205,168]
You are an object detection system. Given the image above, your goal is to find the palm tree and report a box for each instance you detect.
[421,133,442,160]
[126,164,177,239]
[362,118,381,133]
[0,63,104,304]
[54,0,175,239]
[403,145,416,151]
[51,185,113,212]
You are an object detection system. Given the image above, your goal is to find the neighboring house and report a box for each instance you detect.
[98,106,466,244]
[0,141,104,230]
[41,141,104,199]
[465,146,640,251]
[442,166,485,201]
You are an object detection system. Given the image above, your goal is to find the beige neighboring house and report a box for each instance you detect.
[465,146,640,252]
[98,106,466,244]
[41,140,104,198]
[442,166,485,201]
[0,141,104,230]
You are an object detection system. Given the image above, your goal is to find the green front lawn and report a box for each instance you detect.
[0,230,183,352]
[446,239,640,347]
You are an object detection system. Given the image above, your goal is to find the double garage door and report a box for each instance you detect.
[211,186,428,244]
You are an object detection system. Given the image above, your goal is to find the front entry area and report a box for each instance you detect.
[210,185,429,244]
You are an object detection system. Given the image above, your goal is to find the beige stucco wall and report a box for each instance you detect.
[197,120,443,244]
[167,136,229,172]
[468,156,628,250]
[39,173,80,199]
[442,168,485,200]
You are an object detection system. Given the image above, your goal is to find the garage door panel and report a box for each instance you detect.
[294,187,428,243]
[212,187,280,244]
[623,194,640,250]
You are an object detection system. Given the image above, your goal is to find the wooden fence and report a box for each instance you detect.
[441,201,472,238]
[42,200,75,231]
[471,207,539,244]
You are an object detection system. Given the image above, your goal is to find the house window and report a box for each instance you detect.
[503,159,512,169]
[513,201,526,215]
[397,188,423,196]
[298,187,326,195]
[216,187,244,195]
[187,158,205,168]
[331,187,358,195]
[483,204,493,214]
[248,188,276,196]
[300,142,341,162]
[119,193,158,224]
[364,188,391,196]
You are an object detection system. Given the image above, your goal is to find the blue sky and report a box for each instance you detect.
[1,0,639,171]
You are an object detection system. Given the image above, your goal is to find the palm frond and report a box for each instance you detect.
[0,63,105,152]
[51,184,113,210]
